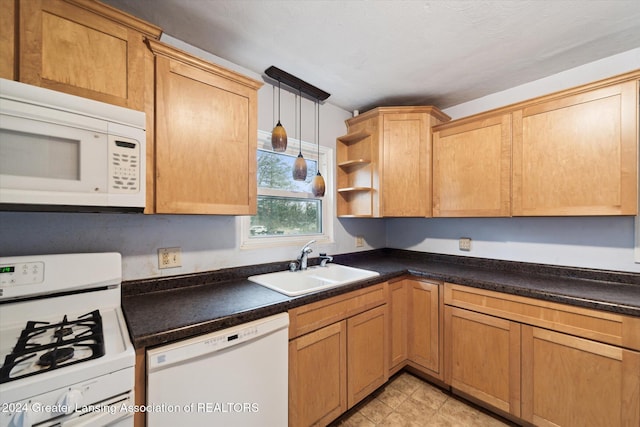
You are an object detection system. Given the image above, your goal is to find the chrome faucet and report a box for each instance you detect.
[297,239,316,270]
[319,253,333,267]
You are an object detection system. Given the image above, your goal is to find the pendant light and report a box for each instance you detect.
[311,99,326,197]
[271,80,287,152]
[292,89,307,181]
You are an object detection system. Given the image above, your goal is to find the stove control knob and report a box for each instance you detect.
[9,403,40,427]
[9,410,29,427]
[56,389,83,415]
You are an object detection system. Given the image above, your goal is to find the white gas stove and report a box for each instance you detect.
[0,253,135,427]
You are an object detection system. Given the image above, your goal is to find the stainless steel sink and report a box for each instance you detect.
[248,264,380,296]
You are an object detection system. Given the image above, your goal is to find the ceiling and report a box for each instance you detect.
[103,0,640,112]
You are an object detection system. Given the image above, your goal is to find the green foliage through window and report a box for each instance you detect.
[251,196,321,236]
[251,149,322,238]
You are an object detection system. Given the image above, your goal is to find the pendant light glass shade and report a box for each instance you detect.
[311,99,325,197]
[311,171,325,197]
[292,90,307,181]
[271,121,287,152]
[293,152,307,181]
[271,81,287,152]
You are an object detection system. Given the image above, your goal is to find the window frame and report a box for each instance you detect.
[240,130,334,249]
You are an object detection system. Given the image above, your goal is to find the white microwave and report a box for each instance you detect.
[0,78,146,212]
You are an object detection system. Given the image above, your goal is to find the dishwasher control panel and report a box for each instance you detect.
[206,324,259,346]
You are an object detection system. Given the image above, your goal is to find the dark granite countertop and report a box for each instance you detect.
[122,249,640,349]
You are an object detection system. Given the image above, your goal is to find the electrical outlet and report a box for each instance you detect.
[459,237,472,251]
[158,247,182,269]
[355,235,364,247]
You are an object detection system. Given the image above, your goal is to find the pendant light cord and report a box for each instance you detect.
[278,80,282,122]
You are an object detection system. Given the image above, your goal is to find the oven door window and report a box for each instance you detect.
[0,114,107,193]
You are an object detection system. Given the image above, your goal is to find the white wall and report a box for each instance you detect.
[387,217,637,272]
[387,49,640,273]
[0,35,386,281]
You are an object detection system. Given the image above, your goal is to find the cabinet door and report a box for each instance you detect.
[388,280,408,374]
[153,46,259,214]
[513,80,638,215]
[381,113,431,217]
[522,326,640,427]
[19,0,158,110]
[445,306,521,417]
[408,279,440,375]
[433,114,512,217]
[289,321,347,427]
[0,0,15,79]
[347,304,388,408]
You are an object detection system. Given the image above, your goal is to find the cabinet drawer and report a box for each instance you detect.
[444,283,640,351]
[289,283,387,339]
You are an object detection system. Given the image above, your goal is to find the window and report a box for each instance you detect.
[241,130,333,248]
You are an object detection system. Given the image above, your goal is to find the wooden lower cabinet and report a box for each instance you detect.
[289,307,388,426]
[388,278,443,379]
[289,321,347,427]
[388,280,408,373]
[347,305,388,407]
[288,284,388,426]
[407,279,441,376]
[521,325,640,427]
[445,283,640,426]
[444,306,522,418]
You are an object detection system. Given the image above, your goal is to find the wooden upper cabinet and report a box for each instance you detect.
[18,0,161,110]
[512,77,638,216]
[382,112,433,217]
[337,106,450,218]
[149,40,262,214]
[0,0,16,79]
[336,121,378,217]
[433,113,512,217]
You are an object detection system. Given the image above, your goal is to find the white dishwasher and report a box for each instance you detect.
[146,312,289,427]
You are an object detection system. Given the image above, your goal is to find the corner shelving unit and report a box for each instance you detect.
[336,129,374,217]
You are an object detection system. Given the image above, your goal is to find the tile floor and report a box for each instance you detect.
[330,371,517,427]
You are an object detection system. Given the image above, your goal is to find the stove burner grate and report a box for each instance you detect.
[0,310,105,384]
